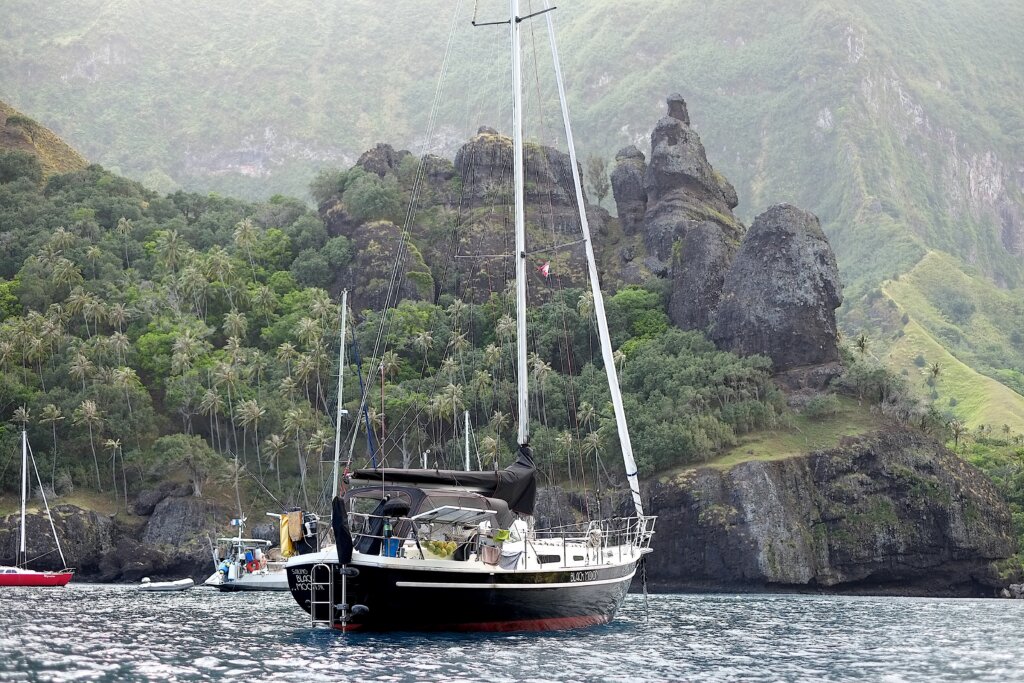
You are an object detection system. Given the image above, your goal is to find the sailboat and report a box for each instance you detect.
[284,0,655,631]
[0,429,74,587]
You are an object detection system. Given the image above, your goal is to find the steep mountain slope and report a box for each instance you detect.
[0,101,87,177]
[1,0,1022,424]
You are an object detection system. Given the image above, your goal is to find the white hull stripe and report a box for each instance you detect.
[394,571,635,590]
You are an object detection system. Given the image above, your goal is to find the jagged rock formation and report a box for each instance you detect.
[670,222,738,331]
[610,95,746,325]
[642,94,743,270]
[322,127,610,307]
[642,429,1015,595]
[711,204,843,371]
[356,142,410,178]
[610,145,646,236]
[610,95,843,373]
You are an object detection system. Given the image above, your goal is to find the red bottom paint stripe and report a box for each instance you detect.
[333,614,609,633]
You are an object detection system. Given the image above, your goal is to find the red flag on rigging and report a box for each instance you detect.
[537,261,550,278]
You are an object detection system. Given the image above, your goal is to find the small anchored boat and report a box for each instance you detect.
[0,429,74,588]
[139,577,194,592]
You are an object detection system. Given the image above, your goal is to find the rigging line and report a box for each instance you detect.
[26,438,66,567]
[524,238,586,255]
[364,0,465,386]
[243,466,289,514]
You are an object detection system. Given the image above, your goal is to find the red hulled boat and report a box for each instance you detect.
[1,428,75,587]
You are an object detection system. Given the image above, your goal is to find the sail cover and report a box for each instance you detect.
[352,445,537,515]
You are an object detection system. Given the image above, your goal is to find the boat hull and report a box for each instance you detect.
[205,570,289,591]
[0,569,74,587]
[139,578,194,592]
[286,554,636,632]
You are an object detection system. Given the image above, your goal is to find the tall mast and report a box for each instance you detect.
[543,2,645,517]
[19,429,28,567]
[510,0,529,446]
[332,289,349,496]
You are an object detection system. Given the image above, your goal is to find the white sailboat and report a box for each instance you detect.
[0,429,74,587]
[284,0,655,631]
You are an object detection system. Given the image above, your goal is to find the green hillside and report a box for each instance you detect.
[0,101,87,177]
[1,0,1022,427]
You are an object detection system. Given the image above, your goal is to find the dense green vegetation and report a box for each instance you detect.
[960,435,1024,574]
[0,154,786,510]
[2,0,1021,431]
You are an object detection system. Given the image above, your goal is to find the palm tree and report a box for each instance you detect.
[113,366,141,418]
[283,407,310,507]
[223,309,248,339]
[199,387,225,453]
[50,226,76,251]
[447,298,467,331]
[251,284,277,325]
[115,217,134,267]
[205,245,235,306]
[557,430,577,482]
[480,435,500,470]
[950,420,966,451]
[496,315,515,343]
[103,438,127,511]
[13,405,30,428]
[233,217,260,281]
[156,229,185,273]
[470,369,493,419]
[264,434,286,491]
[529,352,553,425]
[577,401,596,430]
[412,330,433,372]
[296,317,322,349]
[69,352,94,392]
[84,245,102,279]
[306,429,333,475]
[276,342,297,376]
[39,404,64,490]
[854,332,869,356]
[171,329,201,374]
[236,399,266,478]
[82,297,106,338]
[109,331,130,365]
[73,399,103,490]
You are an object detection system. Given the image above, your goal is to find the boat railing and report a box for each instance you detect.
[345,511,656,559]
[532,515,657,551]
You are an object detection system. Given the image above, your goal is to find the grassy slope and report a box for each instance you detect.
[880,265,1024,431]
[659,396,878,481]
[0,101,88,176]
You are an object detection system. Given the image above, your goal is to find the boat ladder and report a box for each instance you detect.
[309,563,334,627]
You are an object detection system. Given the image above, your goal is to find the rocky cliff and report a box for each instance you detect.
[0,483,229,581]
[642,429,1014,595]
[321,129,611,309]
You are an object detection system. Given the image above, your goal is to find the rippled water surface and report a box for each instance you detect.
[2,586,1023,681]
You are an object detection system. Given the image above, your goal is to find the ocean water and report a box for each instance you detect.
[1,586,1022,682]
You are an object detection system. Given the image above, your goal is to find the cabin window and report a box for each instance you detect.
[536,554,561,565]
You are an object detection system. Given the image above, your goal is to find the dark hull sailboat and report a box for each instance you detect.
[285,447,653,631]
[286,553,638,632]
[286,0,657,632]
